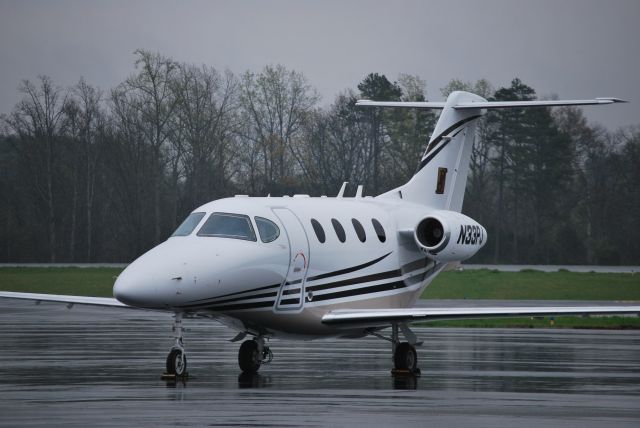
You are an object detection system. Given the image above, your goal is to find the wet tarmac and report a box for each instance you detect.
[1,299,639,427]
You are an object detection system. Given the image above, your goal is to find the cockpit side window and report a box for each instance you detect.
[197,213,257,241]
[255,217,280,243]
[171,212,206,237]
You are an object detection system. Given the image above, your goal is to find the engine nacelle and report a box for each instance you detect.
[414,210,487,262]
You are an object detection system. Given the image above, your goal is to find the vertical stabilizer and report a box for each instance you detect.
[358,91,625,211]
[383,91,484,211]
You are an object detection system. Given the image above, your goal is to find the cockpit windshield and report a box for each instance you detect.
[197,213,257,241]
[171,212,206,237]
[255,217,280,243]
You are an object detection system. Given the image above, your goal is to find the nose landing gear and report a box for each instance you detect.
[163,312,188,378]
[238,336,272,374]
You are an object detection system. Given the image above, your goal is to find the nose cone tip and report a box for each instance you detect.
[112,275,131,305]
[113,271,148,307]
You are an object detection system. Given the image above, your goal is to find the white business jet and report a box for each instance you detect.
[2,91,638,377]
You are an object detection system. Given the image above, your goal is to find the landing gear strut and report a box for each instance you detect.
[238,336,272,373]
[165,312,187,377]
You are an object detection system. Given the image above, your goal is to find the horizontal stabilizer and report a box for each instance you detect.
[356,98,627,110]
[322,305,640,327]
[356,100,447,109]
[453,98,627,109]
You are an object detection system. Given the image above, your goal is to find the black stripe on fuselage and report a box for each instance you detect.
[183,252,392,307]
[181,256,432,311]
[306,269,400,293]
[186,282,281,305]
[306,252,392,282]
[181,290,278,309]
[199,299,275,312]
[188,261,439,312]
[305,256,432,294]
[312,261,445,304]
[416,115,481,172]
[310,280,406,302]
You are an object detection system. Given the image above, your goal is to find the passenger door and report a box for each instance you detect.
[272,208,309,312]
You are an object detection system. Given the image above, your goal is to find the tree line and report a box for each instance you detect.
[0,50,638,264]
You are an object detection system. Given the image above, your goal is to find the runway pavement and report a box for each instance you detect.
[1,299,639,427]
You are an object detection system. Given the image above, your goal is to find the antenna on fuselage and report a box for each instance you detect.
[337,182,348,198]
[355,185,363,198]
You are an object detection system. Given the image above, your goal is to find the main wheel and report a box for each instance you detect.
[166,348,187,376]
[393,342,417,371]
[238,340,262,373]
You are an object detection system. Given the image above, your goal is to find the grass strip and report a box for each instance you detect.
[418,315,640,329]
[0,267,122,297]
[422,269,640,300]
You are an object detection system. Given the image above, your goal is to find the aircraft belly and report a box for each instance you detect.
[219,285,425,338]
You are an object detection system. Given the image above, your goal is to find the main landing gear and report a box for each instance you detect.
[164,312,188,378]
[391,323,420,374]
[369,323,421,375]
[238,336,273,374]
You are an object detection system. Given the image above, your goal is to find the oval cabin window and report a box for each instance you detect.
[331,219,346,243]
[352,218,366,242]
[371,218,386,243]
[310,219,326,243]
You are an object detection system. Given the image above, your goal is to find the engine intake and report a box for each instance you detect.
[416,217,445,248]
[414,211,486,262]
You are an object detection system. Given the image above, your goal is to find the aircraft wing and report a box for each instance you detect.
[322,305,640,327]
[0,291,128,308]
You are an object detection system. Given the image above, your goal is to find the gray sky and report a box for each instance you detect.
[1,0,638,129]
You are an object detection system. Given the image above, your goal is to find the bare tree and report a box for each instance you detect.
[239,65,320,194]
[123,50,179,243]
[5,76,68,261]
[173,64,239,209]
[73,78,104,261]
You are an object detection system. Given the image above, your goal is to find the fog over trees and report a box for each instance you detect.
[0,50,638,264]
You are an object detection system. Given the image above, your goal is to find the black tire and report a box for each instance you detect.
[238,340,261,373]
[393,342,417,371]
[166,348,187,376]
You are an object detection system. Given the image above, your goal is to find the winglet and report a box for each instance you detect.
[595,97,628,103]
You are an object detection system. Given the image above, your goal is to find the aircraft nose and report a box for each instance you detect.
[113,244,184,308]
[113,270,144,307]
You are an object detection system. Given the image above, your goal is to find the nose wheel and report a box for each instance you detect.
[166,347,187,376]
[163,312,188,378]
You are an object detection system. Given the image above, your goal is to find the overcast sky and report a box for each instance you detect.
[1,0,638,129]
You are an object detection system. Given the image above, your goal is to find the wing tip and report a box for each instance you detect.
[596,97,629,103]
